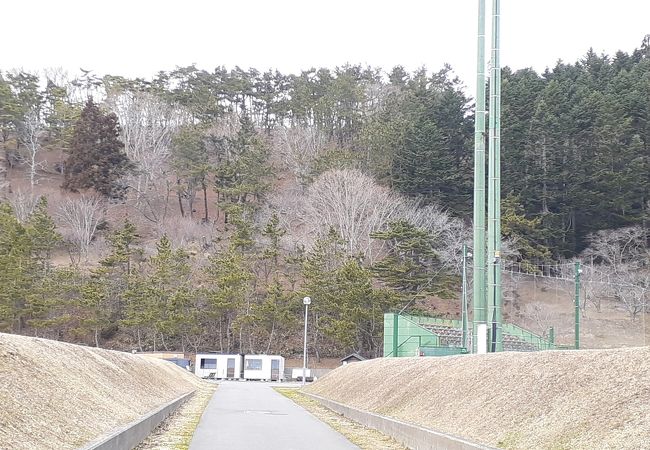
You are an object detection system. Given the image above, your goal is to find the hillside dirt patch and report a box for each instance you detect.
[305,348,650,450]
[0,333,204,450]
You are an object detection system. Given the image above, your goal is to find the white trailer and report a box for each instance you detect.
[243,355,285,381]
[291,368,312,381]
[195,353,243,379]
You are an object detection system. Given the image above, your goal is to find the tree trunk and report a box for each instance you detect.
[176,179,185,217]
[137,328,143,352]
[202,181,209,223]
[219,318,224,353]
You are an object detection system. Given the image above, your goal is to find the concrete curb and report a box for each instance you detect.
[80,391,195,450]
[303,392,496,450]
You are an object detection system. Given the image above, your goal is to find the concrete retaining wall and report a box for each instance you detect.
[303,393,496,450]
[80,391,194,450]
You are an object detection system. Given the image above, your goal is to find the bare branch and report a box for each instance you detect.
[56,196,104,262]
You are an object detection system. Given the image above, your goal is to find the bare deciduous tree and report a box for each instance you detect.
[106,91,188,190]
[581,226,649,317]
[558,261,606,313]
[524,302,556,337]
[300,169,470,266]
[56,196,104,263]
[584,226,647,273]
[274,125,329,186]
[304,169,404,261]
[610,267,648,319]
[18,109,45,191]
[106,91,191,224]
[9,190,39,223]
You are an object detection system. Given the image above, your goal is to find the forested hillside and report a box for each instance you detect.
[1,36,649,356]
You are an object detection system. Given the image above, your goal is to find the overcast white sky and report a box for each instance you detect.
[2,0,648,96]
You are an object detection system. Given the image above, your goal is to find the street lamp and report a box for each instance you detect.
[302,296,311,386]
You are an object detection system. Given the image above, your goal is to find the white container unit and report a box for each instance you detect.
[291,368,312,381]
[243,355,285,381]
[195,354,243,379]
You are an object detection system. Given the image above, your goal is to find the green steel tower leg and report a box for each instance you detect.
[575,261,581,350]
[393,312,399,357]
[461,244,469,350]
[487,0,502,352]
[472,0,487,353]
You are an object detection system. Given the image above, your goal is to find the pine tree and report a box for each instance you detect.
[225,204,256,253]
[501,195,551,270]
[78,275,110,347]
[372,69,473,212]
[27,267,83,339]
[371,220,450,298]
[149,234,193,350]
[261,212,285,270]
[213,115,270,206]
[122,234,195,351]
[101,219,139,276]
[0,203,36,332]
[204,246,252,353]
[251,277,295,353]
[301,230,397,355]
[171,125,211,221]
[25,196,61,275]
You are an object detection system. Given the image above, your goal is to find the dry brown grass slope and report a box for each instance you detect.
[0,333,201,450]
[305,348,650,450]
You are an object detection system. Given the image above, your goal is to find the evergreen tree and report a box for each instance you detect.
[101,219,139,276]
[301,229,397,355]
[25,196,61,275]
[63,98,133,199]
[0,203,36,332]
[78,274,110,347]
[149,234,194,350]
[366,68,473,212]
[0,72,22,144]
[213,115,270,207]
[203,246,252,353]
[171,125,211,221]
[251,277,295,353]
[261,212,285,270]
[27,267,83,339]
[501,195,552,269]
[371,220,451,298]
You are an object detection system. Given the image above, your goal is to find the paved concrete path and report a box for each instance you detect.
[189,381,359,450]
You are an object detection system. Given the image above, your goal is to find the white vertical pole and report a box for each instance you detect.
[302,297,311,386]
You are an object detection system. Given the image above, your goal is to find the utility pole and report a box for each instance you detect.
[461,244,470,350]
[472,0,487,354]
[487,0,502,352]
[574,262,581,350]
